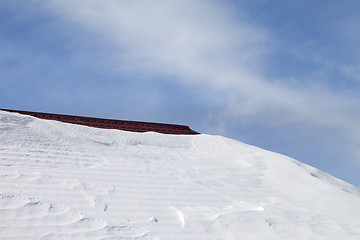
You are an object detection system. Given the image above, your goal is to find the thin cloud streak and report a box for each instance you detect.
[39,1,360,162]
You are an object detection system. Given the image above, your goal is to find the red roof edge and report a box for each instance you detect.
[0,109,200,135]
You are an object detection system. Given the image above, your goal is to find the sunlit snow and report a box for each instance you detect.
[1,110,360,239]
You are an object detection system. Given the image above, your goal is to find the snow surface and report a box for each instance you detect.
[1,110,360,239]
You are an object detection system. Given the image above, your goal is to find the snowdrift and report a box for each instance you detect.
[1,110,359,239]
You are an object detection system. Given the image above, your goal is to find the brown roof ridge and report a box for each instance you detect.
[0,108,200,135]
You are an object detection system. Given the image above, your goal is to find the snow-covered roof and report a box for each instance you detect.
[1,110,359,239]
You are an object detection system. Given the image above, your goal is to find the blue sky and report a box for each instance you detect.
[1,1,360,187]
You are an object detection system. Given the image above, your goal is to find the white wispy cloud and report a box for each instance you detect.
[36,0,360,161]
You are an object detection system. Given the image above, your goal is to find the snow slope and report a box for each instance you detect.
[1,110,360,240]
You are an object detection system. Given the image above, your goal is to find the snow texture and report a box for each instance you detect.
[1,110,360,239]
